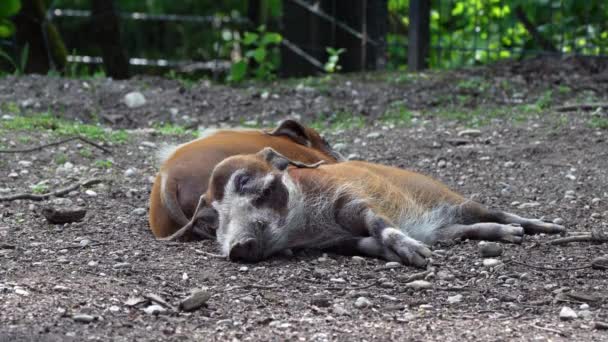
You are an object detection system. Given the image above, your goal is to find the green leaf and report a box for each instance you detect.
[228,60,247,82]
[0,49,17,71]
[251,47,267,63]
[0,19,15,38]
[0,0,21,17]
[243,32,259,46]
[261,32,282,46]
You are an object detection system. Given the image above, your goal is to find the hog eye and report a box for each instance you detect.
[234,173,252,193]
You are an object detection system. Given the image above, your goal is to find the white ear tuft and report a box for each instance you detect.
[156,143,179,167]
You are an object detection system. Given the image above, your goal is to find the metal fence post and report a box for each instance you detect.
[408,0,430,71]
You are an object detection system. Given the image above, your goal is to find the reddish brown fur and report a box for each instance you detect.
[149,127,339,239]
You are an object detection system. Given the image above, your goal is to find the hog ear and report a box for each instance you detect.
[258,147,325,171]
[267,119,311,147]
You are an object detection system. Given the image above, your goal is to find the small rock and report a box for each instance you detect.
[112,262,131,269]
[366,132,382,139]
[331,304,350,316]
[79,239,91,247]
[347,153,360,161]
[457,129,482,137]
[18,160,32,167]
[479,242,503,258]
[579,310,593,320]
[483,258,502,267]
[559,306,578,320]
[241,295,255,303]
[405,280,432,290]
[330,278,346,283]
[143,304,167,315]
[553,218,564,225]
[85,190,97,197]
[591,257,608,270]
[436,271,455,281]
[124,168,137,177]
[124,92,146,108]
[580,303,590,310]
[73,314,95,323]
[8,172,18,178]
[333,143,347,151]
[239,266,249,272]
[179,290,211,312]
[140,141,157,148]
[53,285,69,292]
[87,261,98,267]
[384,261,402,269]
[109,305,120,312]
[42,207,87,224]
[595,322,608,330]
[354,297,372,308]
[131,208,146,216]
[518,202,540,209]
[351,256,366,264]
[503,161,515,168]
[447,294,463,304]
[591,198,601,204]
[402,313,417,322]
[591,212,601,218]
[437,160,447,168]
[15,288,29,296]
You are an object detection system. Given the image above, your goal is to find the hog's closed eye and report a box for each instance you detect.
[235,173,252,192]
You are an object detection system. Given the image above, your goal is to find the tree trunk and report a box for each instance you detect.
[14,0,68,74]
[90,0,130,79]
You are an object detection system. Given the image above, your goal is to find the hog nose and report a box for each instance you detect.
[229,239,259,262]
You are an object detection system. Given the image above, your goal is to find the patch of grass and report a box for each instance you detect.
[589,117,608,129]
[535,90,553,109]
[427,104,542,127]
[380,103,413,126]
[94,159,113,169]
[30,183,49,194]
[312,111,366,132]
[18,136,31,144]
[456,77,491,92]
[55,153,68,165]
[1,101,19,114]
[0,113,129,143]
[79,148,93,159]
[153,122,196,136]
[166,70,197,89]
[557,85,571,94]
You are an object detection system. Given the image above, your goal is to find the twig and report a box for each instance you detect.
[399,270,433,283]
[508,259,591,271]
[144,293,176,311]
[530,323,568,337]
[548,232,608,245]
[196,250,225,259]
[0,136,112,154]
[554,103,608,112]
[0,178,104,202]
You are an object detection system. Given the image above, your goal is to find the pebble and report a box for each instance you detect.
[15,288,29,296]
[331,304,350,316]
[53,285,69,292]
[405,280,432,290]
[437,271,455,281]
[88,261,98,267]
[179,290,211,312]
[239,266,249,272]
[143,304,167,315]
[518,202,540,209]
[8,172,18,178]
[447,294,463,304]
[559,306,578,320]
[124,168,137,177]
[457,129,482,137]
[437,160,447,168]
[140,141,157,148]
[124,92,146,108]
[109,305,120,312]
[330,278,346,283]
[354,297,372,308]
[79,239,91,247]
[347,153,360,161]
[131,208,146,216]
[384,261,402,269]
[479,242,503,258]
[503,161,515,168]
[112,262,131,269]
[85,190,97,197]
[553,217,564,225]
[332,143,347,151]
[580,303,590,310]
[351,256,366,264]
[311,297,331,308]
[241,295,255,303]
[73,314,95,323]
[366,132,382,139]
[591,212,601,218]
[579,310,593,320]
[18,160,32,167]
[483,258,502,267]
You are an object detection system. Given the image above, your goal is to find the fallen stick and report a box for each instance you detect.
[554,103,608,112]
[0,136,112,154]
[548,231,608,245]
[508,259,591,271]
[0,178,104,202]
[530,323,568,337]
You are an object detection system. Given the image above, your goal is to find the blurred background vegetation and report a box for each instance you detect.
[1,0,607,80]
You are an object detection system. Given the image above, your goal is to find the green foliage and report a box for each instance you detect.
[589,117,608,129]
[94,159,113,169]
[381,102,413,126]
[0,43,28,75]
[153,122,196,136]
[0,0,20,38]
[30,182,49,194]
[312,111,366,132]
[54,153,68,165]
[324,47,346,73]
[0,113,129,143]
[226,26,282,82]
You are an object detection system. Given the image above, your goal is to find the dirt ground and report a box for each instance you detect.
[1,55,608,341]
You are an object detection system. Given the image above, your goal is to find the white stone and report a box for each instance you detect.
[366,132,382,139]
[131,208,146,216]
[85,190,97,197]
[143,304,167,315]
[405,280,432,290]
[239,266,249,272]
[124,168,137,177]
[447,294,463,304]
[18,160,32,167]
[457,129,482,137]
[559,306,578,320]
[124,92,146,108]
[73,314,95,323]
[483,258,502,267]
[354,296,372,308]
[384,261,402,269]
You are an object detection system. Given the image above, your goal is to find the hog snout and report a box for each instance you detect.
[229,238,261,262]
